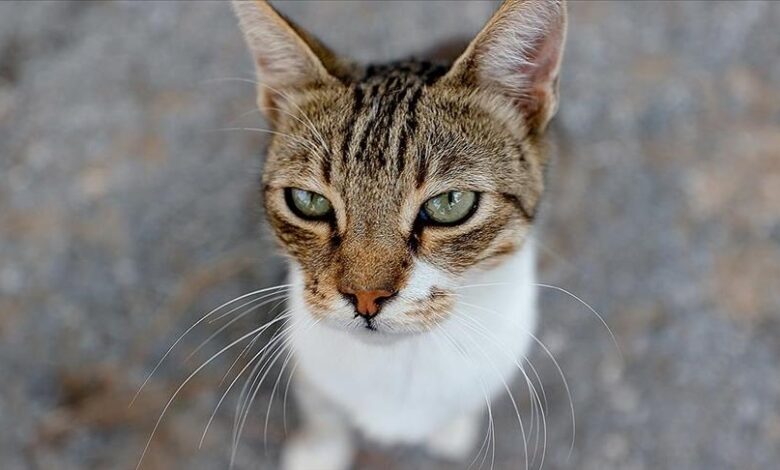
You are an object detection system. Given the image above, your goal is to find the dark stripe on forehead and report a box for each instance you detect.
[321,149,332,184]
[347,82,380,164]
[336,60,450,175]
[419,61,449,84]
[415,143,428,188]
[371,77,412,168]
[396,84,423,175]
[355,75,402,166]
[340,85,364,166]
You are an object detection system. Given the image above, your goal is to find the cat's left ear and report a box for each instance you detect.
[232,0,344,125]
[443,0,567,133]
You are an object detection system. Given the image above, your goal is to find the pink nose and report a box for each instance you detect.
[340,288,394,317]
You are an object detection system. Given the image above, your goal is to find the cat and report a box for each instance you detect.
[232,1,567,468]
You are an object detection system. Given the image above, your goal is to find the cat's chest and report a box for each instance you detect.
[290,291,536,443]
[288,245,538,442]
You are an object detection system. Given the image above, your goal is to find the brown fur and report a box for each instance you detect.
[233,0,566,318]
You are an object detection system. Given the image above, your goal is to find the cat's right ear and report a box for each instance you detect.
[442,0,567,133]
[232,0,343,125]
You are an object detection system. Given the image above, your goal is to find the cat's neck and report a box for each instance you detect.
[285,243,538,443]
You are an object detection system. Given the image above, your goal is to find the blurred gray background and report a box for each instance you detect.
[1,1,779,469]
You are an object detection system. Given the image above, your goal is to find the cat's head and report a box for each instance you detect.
[233,0,566,336]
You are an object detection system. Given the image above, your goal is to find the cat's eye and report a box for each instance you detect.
[420,191,478,225]
[285,188,333,220]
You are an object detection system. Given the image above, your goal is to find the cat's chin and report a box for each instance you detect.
[346,327,411,346]
[318,319,421,346]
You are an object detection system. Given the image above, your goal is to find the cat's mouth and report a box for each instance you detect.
[345,320,416,345]
[356,314,378,331]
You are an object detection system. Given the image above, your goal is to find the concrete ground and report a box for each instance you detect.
[1,1,779,469]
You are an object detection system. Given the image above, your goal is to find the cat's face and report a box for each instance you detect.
[234,0,566,336]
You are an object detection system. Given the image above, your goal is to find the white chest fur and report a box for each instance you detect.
[286,244,538,446]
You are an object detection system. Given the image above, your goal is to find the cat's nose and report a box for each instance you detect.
[340,288,395,318]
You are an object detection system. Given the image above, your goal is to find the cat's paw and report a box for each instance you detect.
[281,429,354,470]
[425,412,481,461]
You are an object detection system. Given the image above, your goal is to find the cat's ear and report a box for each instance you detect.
[232,0,343,125]
[443,0,567,133]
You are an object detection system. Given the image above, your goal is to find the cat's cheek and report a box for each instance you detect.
[400,260,454,300]
[399,290,456,331]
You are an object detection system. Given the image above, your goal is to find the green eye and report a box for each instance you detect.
[421,191,478,225]
[285,188,333,220]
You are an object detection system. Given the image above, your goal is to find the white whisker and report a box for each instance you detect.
[187,294,289,362]
[136,319,286,470]
[130,284,291,407]
[199,310,294,448]
[534,283,622,360]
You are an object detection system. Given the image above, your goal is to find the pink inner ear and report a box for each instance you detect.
[518,26,564,86]
[508,18,565,127]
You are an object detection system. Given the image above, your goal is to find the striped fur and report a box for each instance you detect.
[232,1,566,466]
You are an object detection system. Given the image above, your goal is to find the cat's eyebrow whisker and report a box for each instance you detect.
[211,127,323,158]
[224,107,264,127]
[201,76,331,152]
[254,81,331,154]
[130,283,292,407]
[202,76,261,86]
[261,105,330,154]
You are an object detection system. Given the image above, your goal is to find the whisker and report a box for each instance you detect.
[231,317,321,466]
[136,320,284,470]
[187,294,289,363]
[211,127,323,157]
[199,311,294,448]
[455,280,622,360]
[210,289,289,324]
[130,284,291,407]
[204,77,332,157]
[450,313,529,470]
[263,341,297,450]
[232,321,295,447]
[432,323,496,470]
[534,282,622,360]
[224,107,264,127]
[454,297,574,462]
[281,357,301,435]
[253,81,333,154]
[202,76,261,86]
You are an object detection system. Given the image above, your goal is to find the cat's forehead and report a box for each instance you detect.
[300,62,448,198]
[268,59,524,210]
